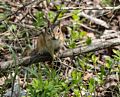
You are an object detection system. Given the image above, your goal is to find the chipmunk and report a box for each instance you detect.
[34,25,64,60]
[22,24,67,62]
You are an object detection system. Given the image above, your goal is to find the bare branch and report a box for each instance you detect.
[0,37,120,73]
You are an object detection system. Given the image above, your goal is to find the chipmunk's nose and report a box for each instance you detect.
[65,34,70,38]
[52,36,58,40]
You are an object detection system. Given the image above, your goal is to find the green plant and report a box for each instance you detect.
[26,66,67,97]
[101,0,112,6]
[33,11,46,27]
[113,49,120,61]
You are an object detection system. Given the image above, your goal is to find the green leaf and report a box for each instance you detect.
[72,14,79,21]
[48,11,56,23]
[105,56,112,68]
[24,67,38,78]
[0,13,6,19]
[71,70,82,84]
[0,44,4,50]
[91,54,98,64]
[74,89,80,97]
[100,66,105,77]
[71,31,80,41]
[34,11,45,27]
[78,58,85,71]
[9,24,17,32]
[113,49,120,57]
[0,2,11,10]
[79,31,87,38]
[72,10,80,21]
[86,37,92,45]
[89,78,95,93]
[8,45,17,64]
[105,63,111,68]
[69,42,76,48]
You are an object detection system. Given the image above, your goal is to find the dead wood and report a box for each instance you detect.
[0,37,120,73]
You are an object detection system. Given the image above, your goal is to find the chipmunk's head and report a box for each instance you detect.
[52,26,64,42]
[48,25,64,52]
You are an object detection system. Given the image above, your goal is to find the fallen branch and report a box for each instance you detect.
[0,37,120,72]
[60,38,120,58]
[61,5,120,10]
[79,12,109,28]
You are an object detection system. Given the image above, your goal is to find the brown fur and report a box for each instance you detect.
[35,26,64,58]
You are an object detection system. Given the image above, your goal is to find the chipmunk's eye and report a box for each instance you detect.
[57,29,60,33]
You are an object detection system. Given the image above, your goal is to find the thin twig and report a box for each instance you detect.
[0,0,44,23]
[61,5,120,10]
